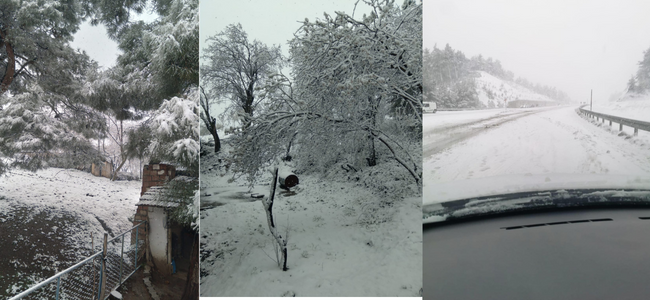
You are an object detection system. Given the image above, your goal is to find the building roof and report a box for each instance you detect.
[136,176,194,208]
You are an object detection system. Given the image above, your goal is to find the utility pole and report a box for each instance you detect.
[590,89,593,111]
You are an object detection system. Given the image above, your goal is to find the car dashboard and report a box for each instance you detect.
[424,202,650,299]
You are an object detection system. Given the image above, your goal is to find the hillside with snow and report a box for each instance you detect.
[0,168,141,297]
[591,92,650,123]
[475,71,557,107]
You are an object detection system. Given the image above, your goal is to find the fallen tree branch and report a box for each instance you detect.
[263,167,288,271]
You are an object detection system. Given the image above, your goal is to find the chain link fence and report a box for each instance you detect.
[8,222,145,300]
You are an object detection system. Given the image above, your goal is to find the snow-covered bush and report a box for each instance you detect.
[230,0,422,188]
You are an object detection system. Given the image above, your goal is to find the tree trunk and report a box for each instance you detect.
[366,96,379,167]
[111,154,127,181]
[0,30,15,94]
[180,233,199,300]
[367,135,376,167]
[283,132,297,161]
[209,118,221,153]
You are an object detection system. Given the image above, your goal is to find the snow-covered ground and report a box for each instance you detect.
[424,105,650,204]
[591,94,650,122]
[199,140,421,297]
[476,71,556,106]
[0,168,141,297]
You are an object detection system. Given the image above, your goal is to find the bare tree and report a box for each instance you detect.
[200,23,283,128]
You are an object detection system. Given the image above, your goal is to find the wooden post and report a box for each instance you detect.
[100,233,108,300]
[167,217,172,275]
[263,167,288,271]
[620,123,623,131]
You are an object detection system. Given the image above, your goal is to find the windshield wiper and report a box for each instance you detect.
[423,189,650,224]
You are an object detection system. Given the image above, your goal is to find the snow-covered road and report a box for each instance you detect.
[424,106,650,186]
[423,107,558,158]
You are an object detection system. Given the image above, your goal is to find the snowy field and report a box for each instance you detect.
[0,168,140,297]
[199,141,421,297]
[424,105,650,204]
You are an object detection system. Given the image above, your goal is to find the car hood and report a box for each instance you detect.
[423,174,650,224]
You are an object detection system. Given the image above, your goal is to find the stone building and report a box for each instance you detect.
[132,164,193,277]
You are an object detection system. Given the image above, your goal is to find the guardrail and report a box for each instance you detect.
[577,105,650,136]
[8,221,145,300]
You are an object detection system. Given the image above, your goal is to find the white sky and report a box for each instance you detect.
[70,9,158,69]
[424,0,650,103]
[200,0,373,59]
[70,21,119,69]
[199,0,375,132]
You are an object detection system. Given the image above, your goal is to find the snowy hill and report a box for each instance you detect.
[593,92,650,122]
[0,168,141,297]
[475,71,556,107]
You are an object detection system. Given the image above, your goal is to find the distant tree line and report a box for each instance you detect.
[423,44,570,108]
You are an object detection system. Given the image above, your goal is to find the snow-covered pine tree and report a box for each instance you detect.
[88,1,199,297]
[627,76,637,94]
[635,47,650,93]
[0,0,118,174]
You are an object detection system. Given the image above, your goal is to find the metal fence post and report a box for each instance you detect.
[120,234,125,285]
[96,264,102,300]
[55,277,60,300]
[100,233,108,300]
[135,224,139,267]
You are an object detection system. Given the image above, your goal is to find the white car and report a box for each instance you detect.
[423,102,437,113]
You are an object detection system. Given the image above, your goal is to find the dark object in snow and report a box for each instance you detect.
[281,291,296,297]
[341,163,357,172]
[251,193,264,199]
[279,172,299,190]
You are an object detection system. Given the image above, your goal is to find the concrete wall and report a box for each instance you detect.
[148,207,172,275]
[91,161,113,179]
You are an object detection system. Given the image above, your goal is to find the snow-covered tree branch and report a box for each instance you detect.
[230,0,422,188]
